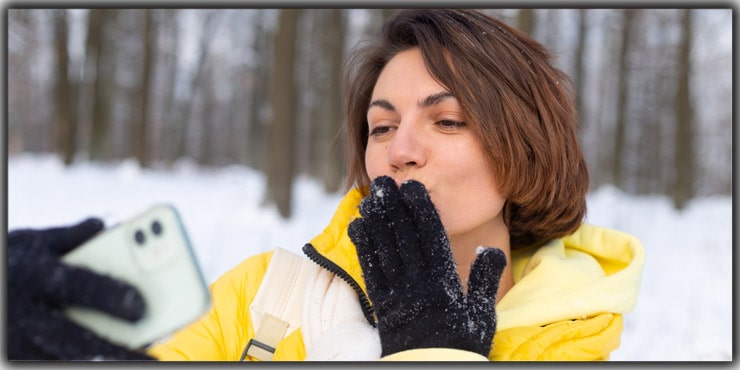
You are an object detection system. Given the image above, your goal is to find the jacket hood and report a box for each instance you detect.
[497,224,645,330]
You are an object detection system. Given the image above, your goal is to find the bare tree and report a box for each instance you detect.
[6,8,732,204]
[157,9,181,165]
[673,9,695,210]
[8,9,37,153]
[307,9,345,193]
[52,9,77,165]
[133,9,156,167]
[611,9,636,188]
[176,11,218,162]
[266,9,301,218]
[87,10,118,162]
[199,68,217,166]
[245,10,273,171]
[573,9,587,139]
[517,9,535,36]
[630,10,674,195]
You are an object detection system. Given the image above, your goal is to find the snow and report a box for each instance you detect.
[6,153,733,361]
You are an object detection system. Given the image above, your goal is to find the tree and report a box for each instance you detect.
[265,9,301,218]
[6,9,732,202]
[133,9,156,167]
[245,10,273,171]
[52,9,77,165]
[8,9,36,153]
[87,10,118,162]
[158,9,182,165]
[611,9,636,188]
[673,9,695,210]
[573,9,587,140]
[517,9,535,36]
[308,9,345,193]
[177,10,218,163]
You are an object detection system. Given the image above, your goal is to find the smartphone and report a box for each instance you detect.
[61,204,211,350]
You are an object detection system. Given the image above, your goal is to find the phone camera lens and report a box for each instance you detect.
[134,229,146,245]
[151,220,163,236]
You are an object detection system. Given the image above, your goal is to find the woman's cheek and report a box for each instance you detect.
[364,146,386,180]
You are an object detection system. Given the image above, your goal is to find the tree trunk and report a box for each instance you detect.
[88,10,117,162]
[178,11,217,163]
[673,9,695,210]
[517,9,535,36]
[8,10,35,154]
[200,70,216,166]
[79,9,102,158]
[134,9,155,167]
[266,9,300,218]
[159,10,180,165]
[309,9,345,193]
[612,9,635,188]
[246,10,271,171]
[573,9,587,140]
[52,9,77,165]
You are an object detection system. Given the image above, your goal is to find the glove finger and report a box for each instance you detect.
[348,218,389,296]
[45,262,146,322]
[383,182,425,275]
[467,247,507,309]
[376,178,425,279]
[22,309,153,360]
[362,177,405,283]
[44,218,105,256]
[359,176,395,218]
[400,180,459,287]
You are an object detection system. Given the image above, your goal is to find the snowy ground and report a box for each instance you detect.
[6,153,733,361]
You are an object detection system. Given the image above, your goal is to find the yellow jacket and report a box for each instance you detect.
[147,188,644,361]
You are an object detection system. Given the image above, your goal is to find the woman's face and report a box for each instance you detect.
[364,47,508,247]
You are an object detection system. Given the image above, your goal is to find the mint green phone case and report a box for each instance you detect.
[61,204,211,349]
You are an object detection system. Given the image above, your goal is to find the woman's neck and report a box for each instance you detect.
[449,223,513,301]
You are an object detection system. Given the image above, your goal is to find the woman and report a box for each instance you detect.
[8,9,644,361]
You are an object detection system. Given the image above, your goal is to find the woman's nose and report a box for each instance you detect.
[387,122,426,171]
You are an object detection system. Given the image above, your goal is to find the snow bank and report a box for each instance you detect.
[7,153,732,361]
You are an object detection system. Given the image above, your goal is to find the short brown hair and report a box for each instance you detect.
[342,9,589,249]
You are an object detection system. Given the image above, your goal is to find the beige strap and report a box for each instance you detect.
[243,314,289,361]
[243,248,320,361]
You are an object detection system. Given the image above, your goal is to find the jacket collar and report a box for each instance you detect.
[306,188,368,294]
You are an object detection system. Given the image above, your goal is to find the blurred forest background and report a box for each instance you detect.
[7,8,733,218]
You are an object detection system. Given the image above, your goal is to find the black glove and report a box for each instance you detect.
[8,218,154,360]
[348,176,507,358]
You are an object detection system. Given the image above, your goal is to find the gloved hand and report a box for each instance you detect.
[8,218,154,360]
[348,176,507,358]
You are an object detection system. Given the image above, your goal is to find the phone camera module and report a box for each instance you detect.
[151,220,163,236]
[134,229,146,245]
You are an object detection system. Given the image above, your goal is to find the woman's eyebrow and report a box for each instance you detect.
[368,99,395,112]
[420,91,456,108]
[369,92,456,112]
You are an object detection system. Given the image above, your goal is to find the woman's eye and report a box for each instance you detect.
[370,126,393,136]
[437,120,466,129]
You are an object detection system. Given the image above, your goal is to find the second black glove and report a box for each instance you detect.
[8,218,154,361]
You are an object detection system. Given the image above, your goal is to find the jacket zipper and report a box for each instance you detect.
[302,243,377,328]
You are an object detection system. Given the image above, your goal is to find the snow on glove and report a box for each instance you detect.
[8,218,154,360]
[348,176,507,358]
